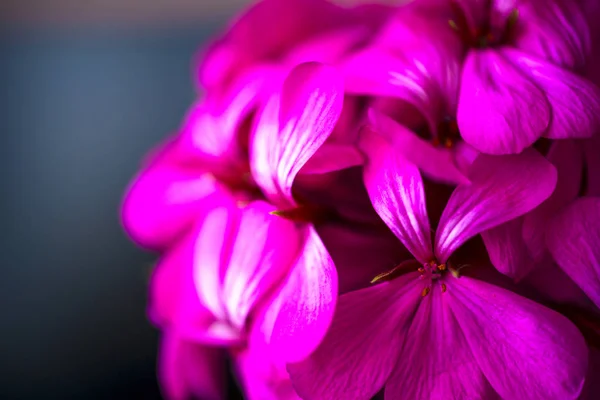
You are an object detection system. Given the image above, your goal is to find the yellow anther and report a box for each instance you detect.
[450,267,461,278]
[441,283,447,293]
[437,264,446,271]
[418,267,425,274]
[421,287,431,297]
[449,20,459,31]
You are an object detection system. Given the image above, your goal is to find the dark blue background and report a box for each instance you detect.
[0,26,220,399]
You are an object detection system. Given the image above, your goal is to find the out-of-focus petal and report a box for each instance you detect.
[447,276,588,400]
[361,130,433,263]
[503,49,600,140]
[198,0,349,90]
[368,109,469,185]
[385,289,495,400]
[250,62,344,207]
[481,218,534,281]
[523,140,584,262]
[288,273,422,400]
[159,332,226,400]
[259,226,338,363]
[178,69,267,163]
[457,49,551,155]
[546,197,600,308]
[435,149,557,262]
[121,144,222,249]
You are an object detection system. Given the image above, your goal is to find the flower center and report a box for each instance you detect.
[432,117,461,148]
[419,259,448,296]
[449,2,519,49]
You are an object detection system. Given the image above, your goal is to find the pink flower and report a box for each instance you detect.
[288,134,588,399]
[341,0,600,155]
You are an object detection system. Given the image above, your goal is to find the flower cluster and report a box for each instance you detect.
[121,0,600,399]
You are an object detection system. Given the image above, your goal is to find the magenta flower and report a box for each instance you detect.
[120,0,600,398]
[288,134,588,399]
[341,0,600,155]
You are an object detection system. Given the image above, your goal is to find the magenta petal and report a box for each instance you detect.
[362,130,433,263]
[288,273,422,400]
[178,70,265,162]
[368,109,469,185]
[251,62,344,207]
[220,201,302,329]
[523,140,584,262]
[481,218,534,281]
[299,142,364,175]
[457,49,551,155]
[385,289,494,400]
[503,49,600,140]
[121,151,220,249]
[193,201,301,332]
[260,225,338,363]
[159,333,225,400]
[448,277,588,400]
[515,0,590,69]
[546,197,600,308]
[435,149,557,262]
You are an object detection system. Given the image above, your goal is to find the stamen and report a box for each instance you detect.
[437,264,446,271]
[449,20,459,31]
[441,283,447,293]
[421,287,431,297]
[418,267,425,274]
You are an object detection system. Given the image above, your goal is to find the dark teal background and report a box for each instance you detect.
[0,26,230,399]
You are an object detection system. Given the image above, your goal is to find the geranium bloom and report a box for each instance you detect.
[341,0,600,155]
[287,134,588,399]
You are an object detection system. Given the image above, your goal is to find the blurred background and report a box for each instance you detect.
[1,1,245,399]
[0,0,390,398]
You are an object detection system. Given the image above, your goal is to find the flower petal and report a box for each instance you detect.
[515,0,590,69]
[369,109,469,185]
[121,143,221,249]
[546,197,600,308]
[503,49,600,140]
[523,140,584,262]
[457,49,551,155]
[447,276,588,400]
[385,289,495,400]
[342,11,463,131]
[221,201,302,329]
[287,273,422,400]
[435,149,557,262]
[198,0,349,90]
[158,332,226,400]
[362,130,434,263]
[260,225,338,363]
[178,69,266,162]
[250,62,344,207]
[299,143,364,175]
[481,218,534,281]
